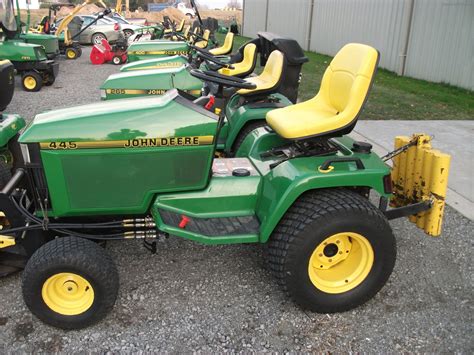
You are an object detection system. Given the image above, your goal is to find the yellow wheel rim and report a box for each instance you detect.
[42,273,95,315]
[23,76,37,90]
[66,49,76,59]
[308,232,374,294]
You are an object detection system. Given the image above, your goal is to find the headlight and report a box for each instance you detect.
[100,89,106,100]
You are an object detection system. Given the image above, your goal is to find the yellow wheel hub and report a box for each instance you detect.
[42,273,94,315]
[308,232,374,294]
[66,49,76,59]
[23,76,37,90]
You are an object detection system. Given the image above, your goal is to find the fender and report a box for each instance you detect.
[223,93,292,153]
[244,129,392,242]
[0,114,26,147]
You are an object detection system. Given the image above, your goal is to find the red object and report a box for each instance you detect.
[114,23,120,31]
[178,215,190,229]
[204,95,215,110]
[90,39,127,65]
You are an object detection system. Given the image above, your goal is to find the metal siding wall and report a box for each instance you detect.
[309,0,412,73]
[242,0,268,38]
[241,0,474,90]
[404,0,474,90]
[266,0,313,49]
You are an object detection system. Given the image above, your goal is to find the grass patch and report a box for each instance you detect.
[218,33,473,120]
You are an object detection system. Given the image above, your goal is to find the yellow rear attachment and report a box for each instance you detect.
[390,134,451,237]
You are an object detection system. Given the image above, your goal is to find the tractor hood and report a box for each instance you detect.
[19,90,217,144]
[100,66,203,100]
[120,55,188,72]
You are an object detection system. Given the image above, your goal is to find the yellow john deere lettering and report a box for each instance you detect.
[126,63,184,71]
[40,136,214,150]
[106,89,200,96]
[129,50,188,55]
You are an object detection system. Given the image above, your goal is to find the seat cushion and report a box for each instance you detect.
[218,43,256,77]
[266,43,379,139]
[210,32,234,56]
[266,96,339,139]
[237,50,284,96]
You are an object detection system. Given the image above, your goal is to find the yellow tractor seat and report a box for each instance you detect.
[237,50,285,97]
[183,25,191,39]
[176,19,185,32]
[218,43,257,78]
[194,29,210,49]
[209,32,234,56]
[266,43,379,140]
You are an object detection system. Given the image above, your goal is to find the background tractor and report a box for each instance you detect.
[0,0,59,91]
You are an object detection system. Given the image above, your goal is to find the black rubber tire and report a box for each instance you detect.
[22,236,119,329]
[265,188,396,313]
[91,32,106,45]
[76,46,83,58]
[65,47,79,60]
[21,71,42,92]
[43,73,56,86]
[230,120,268,157]
[112,55,122,65]
[123,29,134,38]
[0,160,12,188]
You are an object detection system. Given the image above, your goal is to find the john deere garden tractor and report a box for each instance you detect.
[100,32,290,112]
[0,0,59,91]
[0,42,450,330]
[8,0,60,59]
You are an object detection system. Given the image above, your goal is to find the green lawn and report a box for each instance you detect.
[218,34,474,120]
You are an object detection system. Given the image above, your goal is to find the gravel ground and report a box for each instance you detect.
[1,48,473,353]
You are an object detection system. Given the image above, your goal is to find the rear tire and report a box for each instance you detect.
[230,120,268,157]
[0,160,11,187]
[265,189,396,313]
[21,71,42,92]
[22,236,119,329]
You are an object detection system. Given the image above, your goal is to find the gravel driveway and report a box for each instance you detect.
[1,47,473,353]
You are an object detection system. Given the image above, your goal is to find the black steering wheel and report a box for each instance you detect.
[189,44,234,69]
[190,69,256,90]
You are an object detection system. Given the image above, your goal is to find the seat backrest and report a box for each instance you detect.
[176,19,185,32]
[195,29,210,48]
[237,50,285,96]
[209,32,234,55]
[218,43,257,77]
[183,25,191,39]
[318,43,379,126]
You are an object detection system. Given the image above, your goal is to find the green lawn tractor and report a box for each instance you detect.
[0,0,59,91]
[0,42,451,330]
[10,0,60,59]
[101,32,294,110]
[121,31,235,73]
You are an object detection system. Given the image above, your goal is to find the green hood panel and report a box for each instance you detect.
[101,66,203,100]
[19,90,217,144]
[120,55,188,72]
[20,33,59,56]
[0,41,45,61]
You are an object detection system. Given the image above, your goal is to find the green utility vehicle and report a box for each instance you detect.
[0,0,59,91]
[0,42,450,330]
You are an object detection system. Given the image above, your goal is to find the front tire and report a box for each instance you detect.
[65,47,79,60]
[266,189,396,313]
[22,236,119,329]
[21,71,42,92]
[112,55,123,65]
[123,29,134,38]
